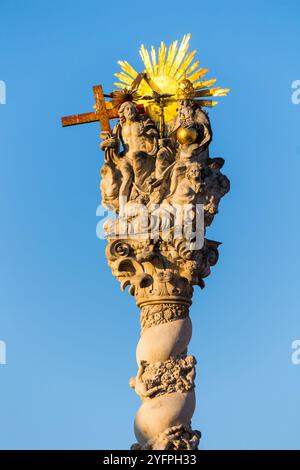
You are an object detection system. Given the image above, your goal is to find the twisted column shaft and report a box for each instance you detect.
[131,300,200,450]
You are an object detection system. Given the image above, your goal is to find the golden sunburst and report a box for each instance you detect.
[113,33,230,124]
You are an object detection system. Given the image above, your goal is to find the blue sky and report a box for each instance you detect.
[0,0,299,450]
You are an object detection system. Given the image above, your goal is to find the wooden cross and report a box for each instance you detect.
[61,84,144,134]
[61,85,113,133]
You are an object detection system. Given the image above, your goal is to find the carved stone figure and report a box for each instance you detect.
[168,162,206,205]
[169,99,212,164]
[100,101,158,209]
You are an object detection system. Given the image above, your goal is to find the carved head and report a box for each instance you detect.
[186,163,203,182]
[185,355,196,367]
[118,101,138,125]
[177,79,195,100]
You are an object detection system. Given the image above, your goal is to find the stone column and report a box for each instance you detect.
[106,236,221,450]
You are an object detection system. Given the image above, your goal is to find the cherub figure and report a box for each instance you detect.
[168,162,206,206]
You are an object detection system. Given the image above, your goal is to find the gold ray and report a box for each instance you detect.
[196,99,218,107]
[114,82,127,89]
[157,41,167,75]
[185,60,200,77]
[139,45,154,75]
[151,46,158,76]
[188,68,209,83]
[164,40,178,75]
[197,87,230,97]
[194,79,217,90]
[214,88,230,96]
[114,72,133,86]
[175,50,197,81]
[196,88,220,97]
[117,61,138,79]
[169,34,191,76]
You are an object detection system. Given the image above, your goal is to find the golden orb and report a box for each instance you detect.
[176,126,198,144]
